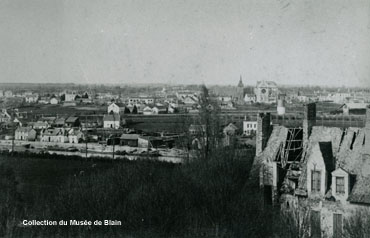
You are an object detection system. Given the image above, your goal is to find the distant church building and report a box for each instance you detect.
[254,80,278,104]
[234,76,245,105]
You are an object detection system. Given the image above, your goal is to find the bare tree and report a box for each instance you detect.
[276,206,311,238]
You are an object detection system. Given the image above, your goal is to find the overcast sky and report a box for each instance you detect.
[1,0,370,87]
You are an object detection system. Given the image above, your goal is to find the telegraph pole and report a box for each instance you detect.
[11,121,15,154]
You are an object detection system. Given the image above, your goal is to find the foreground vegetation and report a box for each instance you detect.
[0,147,277,237]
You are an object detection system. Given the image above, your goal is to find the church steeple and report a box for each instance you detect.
[238,75,244,87]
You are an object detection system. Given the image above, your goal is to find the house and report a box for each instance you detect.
[12,117,25,127]
[120,134,140,147]
[103,114,120,129]
[65,117,80,128]
[254,80,278,104]
[25,94,39,103]
[108,102,120,114]
[182,95,198,105]
[0,109,11,123]
[143,106,153,115]
[40,128,68,143]
[255,103,370,238]
[128,97,154,104]
[15,127,37,141]
[53,118,66,127]
[65,92,76,102]
[244,94,256,104]
[32,121,50,129]
[243,120,257,136]
[68,128,84,143]
[340,103,368,115]
[150,105,167,114]
[38,97,50,104]
[50,97,59,105]
[4,90,13,98]
[223,123,238,136]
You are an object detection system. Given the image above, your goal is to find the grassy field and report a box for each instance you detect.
[0,154,116,207]
[18,104,106,118]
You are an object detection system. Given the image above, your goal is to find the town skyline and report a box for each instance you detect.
[1,0,370,87]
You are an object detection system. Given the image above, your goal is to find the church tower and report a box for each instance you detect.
[236,75,245,104]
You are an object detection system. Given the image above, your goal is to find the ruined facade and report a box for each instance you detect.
[255,103,370,237]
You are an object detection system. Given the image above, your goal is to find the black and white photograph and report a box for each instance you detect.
[1,0,370,237]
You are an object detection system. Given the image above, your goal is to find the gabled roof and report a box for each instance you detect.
[341,103,368,110]
[224,123,238,131]
[42,128,65,136]
[16,127,35,133]
[256,80,277,88]
[54,118,66,125]
[66,117,79,123]
[120,134,140,140]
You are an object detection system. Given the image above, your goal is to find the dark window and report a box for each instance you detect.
[263,185,272,206]
[336,177,345,194]
[311,170,321,192]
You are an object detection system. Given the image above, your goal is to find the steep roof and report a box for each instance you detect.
[256,80,277,88]
[348,175,370,204]
[66,117,79,123]
[340,103,368,110]
[42,128,65,136]
[120,134,140,140]
[16,127,34,133]
[238,76,244,87]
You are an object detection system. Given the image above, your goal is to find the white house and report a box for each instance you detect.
[65,92,76,102]
[108,102,120,114]
[68,128,84,143]
[50,97,59,105]
[0,109,11,123]
[40,128,68,143]
[15,127,37,141]
[143,106,154,115]
[103,114,120,129]
[243,120,257,136]
[25,94,39,103]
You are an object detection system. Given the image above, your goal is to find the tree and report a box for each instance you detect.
[124,107,131,114]
[195,84,222,160]
[132,105,138,114]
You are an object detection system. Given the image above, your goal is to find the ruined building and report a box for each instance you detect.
[253,103,370,238]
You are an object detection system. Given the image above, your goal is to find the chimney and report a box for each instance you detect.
[256,112,271,155]
[277,94,286,115]
[364,106,370,155]
[303,103,316,145]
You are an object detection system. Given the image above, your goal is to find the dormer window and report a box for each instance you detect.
[311,170,321,192]
[336,177,345,194]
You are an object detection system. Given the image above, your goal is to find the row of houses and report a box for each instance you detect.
[15,127,84,144]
